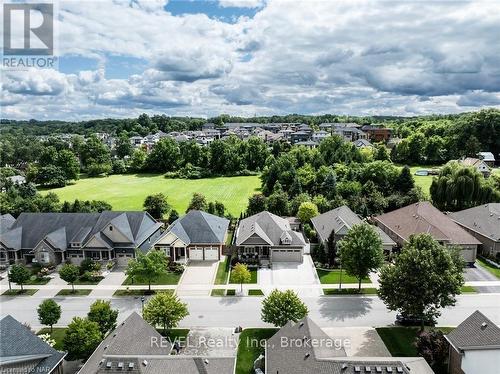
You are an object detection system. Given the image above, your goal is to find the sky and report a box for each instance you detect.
[2,0,500,120]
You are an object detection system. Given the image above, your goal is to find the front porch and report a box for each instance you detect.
[156,245,187,263]
[236,245,271,266]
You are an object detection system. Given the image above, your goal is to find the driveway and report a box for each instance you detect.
[259,255,321,296]
[464,263,500,293]
[176,261,218,296]
[89,268,127,297]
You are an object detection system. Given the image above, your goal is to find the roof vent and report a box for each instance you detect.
[354,367,361,373]
[204,359,209,365]
[117,362,124,370]
[376,367,382,373]
[396,367,404,373]
[142,360,148,367]
[365,367,371,373]
[341,363,348,370]
[299,322,304,327]
[128,363,134,370]
[305,353,310,359]
[103,345,109,350]
[106,362,112,370]
[481,322,488,329]
[99,359,105,366]
[386,368,393,373]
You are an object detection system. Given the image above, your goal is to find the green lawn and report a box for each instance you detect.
[73,277,103,285]
[43,174,261,216]
[236,328,278,374]
[122,272,182,286]
[460,285,477,293]
[37,328,67,351]
[476,257,500,279]
[113,289,174,296]
[323,287,378,295]
[226,289,236,296]
[215,256,231,285]
[2,289,38,296]
[248,289,264,296]
[316,269,370,284]
[376,326,454,357]
[56,289,92,296]
[25,276,51,285]
[229,268,258,284]
[211,289,226,296]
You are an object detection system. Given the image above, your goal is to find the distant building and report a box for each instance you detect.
[7,175,26,185]
[311,130,329,143]
[295,140,319,148]
[459,157,491,177]
[353,139,374,148]
[0,315,66,374]
[290,131,310,144]
[477,152,496,167]
[361,124,393,142]
[445,310,500,374]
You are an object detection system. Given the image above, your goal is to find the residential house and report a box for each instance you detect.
[0,212,163,266]
[129,136,144,147]
[449,204,500,259]
[477,152,496,167]
[153,210,229,262]
[334,125,368,142]
[235,211,306,263]
[290,131,310,144]
[445,310,500,374]
[459,157,491,177]
[361,124,393,142]
[7,175,26,185]
[311,130,329,143]
[79,312,235,374]
[311,205,396,253]
[295,140,319,148]
[265,317,433,374]
[374,202,481,263]
[353,139,374,149]
[0,315,66,374]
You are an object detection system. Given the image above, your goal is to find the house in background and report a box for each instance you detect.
[449,204,500,259]
[477,151,496,167]
[374,202,481,264]
[459,157,491,177]
[353,139,374,149]
[445,310,500,374]
[0,315,66,374]
[265,317,433,374]
[235,211,305,263]
[311,205,396,254]
[361,124,393,142]
[0,212,163,266]
[79,312,235,374]
[153,210,229,262]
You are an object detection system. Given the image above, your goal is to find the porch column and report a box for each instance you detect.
[172,247,176,262]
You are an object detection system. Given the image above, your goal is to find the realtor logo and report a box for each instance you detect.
[2,2,58,70]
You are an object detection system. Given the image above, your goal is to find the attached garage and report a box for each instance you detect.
[116,253,133,266]
[189,248,203,260]
[204,247,219,261]
[271,248,302,262]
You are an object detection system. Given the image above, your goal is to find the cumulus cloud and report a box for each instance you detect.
[219,0,265,9]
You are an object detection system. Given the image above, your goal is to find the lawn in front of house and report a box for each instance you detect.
[37,328,67,351]
[73,277,104,285]
[56,289,92,296]
[316,269,370,284]
[248,289,264,296]
[122,272,182,286]
[323,287,378,295]
[476,257,500,279]
[42,174,261,216]
[113,289,174,296]
[214,256,231,285]
[229,267,258,284]
[2,289,38,296]
[24,276,51,285]
[376,326,454,357]
[460,285,477,293]
[211,289,226,296]
[236,328,279,374]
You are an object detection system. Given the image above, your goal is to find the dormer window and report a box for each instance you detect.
[109,226,113,231]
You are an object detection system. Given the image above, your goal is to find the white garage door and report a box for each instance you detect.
[189,248,203,260]
[204,248,219,261]
[272,249,302,262]
[116,254,133,266]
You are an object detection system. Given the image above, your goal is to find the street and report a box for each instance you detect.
[1,293,499,329]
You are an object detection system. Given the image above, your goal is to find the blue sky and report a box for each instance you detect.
[2,0,500,120]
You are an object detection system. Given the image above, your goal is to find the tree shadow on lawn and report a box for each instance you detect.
[316,295,372,322]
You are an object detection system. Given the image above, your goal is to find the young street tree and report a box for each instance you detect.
[338,223,384,290]
[37,299,61,333]
[231,263,251,293]
[59,264,80,293]
[261,289,308,327]
[125,250,168,293]
[87,300,119,336]
[143,193,170,219]
[63,317,102,361]
[378,234,464,330]
[142,292,189,333]
[8,264,31,291]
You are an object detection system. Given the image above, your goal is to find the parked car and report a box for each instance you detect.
[395,313,435,327]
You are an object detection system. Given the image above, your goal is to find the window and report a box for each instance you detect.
[109,226,113,231]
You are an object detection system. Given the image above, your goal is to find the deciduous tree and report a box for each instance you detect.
[37,299,61,333]
[261,289,308,327]
[143,292,189,332]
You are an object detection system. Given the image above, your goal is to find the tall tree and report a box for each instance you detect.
[125,251,168,292]
[63,317,102,361]
[8,264,31,291]
[87,300,119,336]
[115,134,133,159]
[338,223,384,290]
[143,193,170,219]
[143,292,189,332]
[186,192,207,212]
[246,194,267,216]
[378,234,464,330]
[37,299,61,333]
[396,166,415,194]
[297,202,319,224]
[261,289,308,327]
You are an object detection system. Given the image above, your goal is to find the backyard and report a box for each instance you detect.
[42,174,261,216]
[235,328,278,374]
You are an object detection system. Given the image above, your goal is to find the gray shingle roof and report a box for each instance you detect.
[449,204,500,242]
[0,214,15,234]
[0,212,161,251]
[0,315,66,373]
[160,210,229,245]
[311,205,395,246]
[446,310,500,350]
[236,211,305,247]
[266,317,432,374]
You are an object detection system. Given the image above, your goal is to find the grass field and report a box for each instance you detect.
[316,269,370,284]
[122,272,182,286]
[476,257,500,279]
[43,174,261,216]
[214,256,231,285]
[236,328,278,374]
[113,289,174,296]
[229,268,258,284]
[323,288,378,295]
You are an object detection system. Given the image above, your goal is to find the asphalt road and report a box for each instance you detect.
[1,293,499,329]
